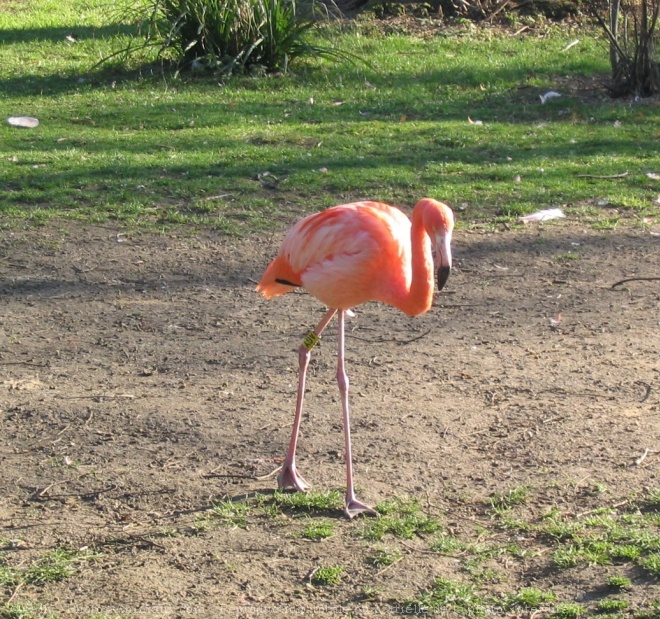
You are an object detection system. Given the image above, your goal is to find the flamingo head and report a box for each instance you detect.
[416,199,454,291]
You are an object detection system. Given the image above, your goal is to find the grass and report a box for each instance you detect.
[403,487,660,617]
[541,509,660,575]
[1,2,659,615]
[596,599,629,613]
[0,548,98,619]
[357,496,442,541]
[310,565,344,586]
[0,548,91,588]
[2,489,660,618]
[411,577,487,616]
[299,519,335,540]
[365,547,402,567]
[269,488,343,511]
[489,485,529,511]
[207,499,251,527]
[552,603,586,618]
[121,487,659,617]
[1,0,659,232]
[504,587,556,609]
[607,575,632,589]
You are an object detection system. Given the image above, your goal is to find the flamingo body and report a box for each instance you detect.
[258,200,448,315]
[257,198,454,517]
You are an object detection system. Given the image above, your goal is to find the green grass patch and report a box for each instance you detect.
[639,553,660,577]
[310,565,344,586]
[207,499,251,527]
[635,602,660,619]
[430,533,466,554]
[357,497,441,541]
[409,577,487,617]
[0,547,91,589]
[0,546,97,618]
[551,603,586,618]
[299,519,335,540]
[365,547,402,568]
[0,604,56,619]
[504,587,556,609]
[4,488,659,618]
[606,575,632,589]
[596,599,629,613]
[524,490,660,577]
[489,485,529,512]
[269,489,343,512]
[1,0,659,231]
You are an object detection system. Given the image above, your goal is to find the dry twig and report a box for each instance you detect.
[7,581,25,605]
[577,171,629,179]
[375,556,405,577]
[611,276,660,288]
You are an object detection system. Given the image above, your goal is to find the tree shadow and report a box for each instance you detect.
[0,22,137,45]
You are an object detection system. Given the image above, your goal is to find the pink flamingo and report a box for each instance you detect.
[257,198,454,518]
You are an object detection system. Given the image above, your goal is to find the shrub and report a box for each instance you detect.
[592,0,660,96]
[111,0,346,74]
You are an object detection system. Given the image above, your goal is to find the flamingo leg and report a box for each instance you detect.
[278,308,337,492]
[336,310,377,518]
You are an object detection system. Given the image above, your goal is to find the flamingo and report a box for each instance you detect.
[257,198,454,518]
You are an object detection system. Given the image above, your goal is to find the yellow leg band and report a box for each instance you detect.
[302,331,321,351]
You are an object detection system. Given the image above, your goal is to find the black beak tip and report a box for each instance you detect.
[437,266,451,291]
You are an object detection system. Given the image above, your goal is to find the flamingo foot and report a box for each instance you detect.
[277,462,311,492]
[344,494,378,519]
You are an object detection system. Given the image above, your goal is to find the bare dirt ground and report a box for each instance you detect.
[1,218,659,618]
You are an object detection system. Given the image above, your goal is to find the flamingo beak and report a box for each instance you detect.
[438,265,451,291]
[436,231,452,291]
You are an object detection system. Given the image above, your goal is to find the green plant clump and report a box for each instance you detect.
[365,547,402,568]
[552,602,585,618]
[311,565,344,586]
[359,497,441,541]
[606,574,632,589]
[596,599,629,613]
[413,577,487,617]
[300,520,335,540]
[505,587,557,609]
[118,0,344,74]
[270,489,343,511]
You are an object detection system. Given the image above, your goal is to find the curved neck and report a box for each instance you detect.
[399,211,434,316]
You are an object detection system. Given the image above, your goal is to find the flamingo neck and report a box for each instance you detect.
[400,209,434,316]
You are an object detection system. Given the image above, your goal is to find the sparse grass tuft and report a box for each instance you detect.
[430,534,466,554]
[299,520,335,540]
[365,547,402,568]
[489,486,529,511]
[537,497,660,575]
[0,546,96,618]
[412,577,487,616]
[554,252,581,261]
[504,587,557,609]
[551,602,586,618]
[606,575,632,589]
[648,489,660,507]
[0,603,59,619]
[596,599,629,613]
[208,500,251,528]
[635,603,660,619]
[17,548,85,586]
[311,565,344,586]
[270,489,343,512]
[639,553,660,577]
[357,497,441,542]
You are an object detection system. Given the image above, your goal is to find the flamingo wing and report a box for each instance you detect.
[257,202,412,309]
